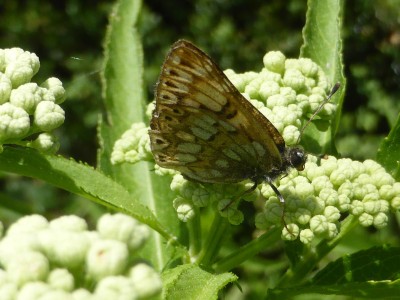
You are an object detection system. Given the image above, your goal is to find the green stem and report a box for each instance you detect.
[187,207,202,259]
[277,216,358,288]
[196,213,229,267]
[213,227,281,273]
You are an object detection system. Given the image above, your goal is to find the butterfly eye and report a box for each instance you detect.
[289,148,307,171]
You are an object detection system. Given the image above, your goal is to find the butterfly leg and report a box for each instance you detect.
[266,179,293,235]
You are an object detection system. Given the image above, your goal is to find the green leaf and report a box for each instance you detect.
[300,0,345,154]
[268,280,400,299]
[267,246,400,299]
[162,264,238,300]
[99,0,182,269]
[0,147,180,244]
[377,112,400,180]
[312,245,400,284]
[99,0,145,194]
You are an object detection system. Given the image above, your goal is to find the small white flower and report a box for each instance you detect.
[3,48,40,88]
[16,282,50,300]
[34,289,74,300]
[94,276,137,300]
[0,102,30,141]
[39,229,90,269]
[41,77,66,104]
[359,213,374,227]
[299,229,314,244]
[259,80,280,100]
[29,132,60,153]
[283,69,306,91]
[47,268,74,292]
[282,224,300,241]
[6,251,49,287]
[7,214,48,235]
[86,240,129,281]
[0,234,42,267]
[0,282,17,300]
[173,197,195,222]
[34,101,65,131]
[263,51,286,74]
[49,215,88,232]
[72,288,94,300]
[350,200,364,216]
[0,73,12,104]
[298,58,319,77]
[294,208,311,225]
[10,83,53,114]
[111,122,151,164]
[309,215,329,235]
[324,206,340,222]
[129,263,162,298]
[145,101,155,119]
[97,213,150,251]
[373,212,388,229]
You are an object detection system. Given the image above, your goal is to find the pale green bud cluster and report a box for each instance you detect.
[171,174,258,225]
[255,155,398,243]
[0,48,66,153]
[224,51,336,145]
[111,122,152,165]
[0,214,161,299]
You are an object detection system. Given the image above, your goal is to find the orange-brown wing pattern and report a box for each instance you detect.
[149,40,285,183]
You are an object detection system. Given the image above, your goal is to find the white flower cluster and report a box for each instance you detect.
[170,174,258,225]
[224,50,336,145]
[256,155,398,243]
[169,154,398,244]
[0,214,161,299]
[0,48,66,153]
[111,123,151,165]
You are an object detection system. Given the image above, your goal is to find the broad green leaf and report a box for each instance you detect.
[162,264,237,300]
[99,0,145,196]
[267,246,400,298]
[267,280,400,299]
[0,147,180,244]
[377,112,400,180]
[99,0,182,269]
[300,0,345,154]
[312,245,400,284]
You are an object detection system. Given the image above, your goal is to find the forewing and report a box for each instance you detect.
[149,40,284,183]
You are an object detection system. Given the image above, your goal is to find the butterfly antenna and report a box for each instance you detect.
[296,82,340,144]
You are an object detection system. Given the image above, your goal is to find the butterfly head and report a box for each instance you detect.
[286,146,307,172]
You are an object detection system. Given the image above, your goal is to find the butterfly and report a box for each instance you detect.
[149,40,335,204]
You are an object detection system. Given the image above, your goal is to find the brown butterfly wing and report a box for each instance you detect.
[149,40,285,183]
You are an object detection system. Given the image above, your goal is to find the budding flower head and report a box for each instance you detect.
[225,50,336,145]
[111,122,152,165]
[256,155,397,244]
[0,214,160,297]
[0,48,66,153]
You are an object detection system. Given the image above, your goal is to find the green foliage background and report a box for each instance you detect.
[1,0,398,220]
[0,0,399,298]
